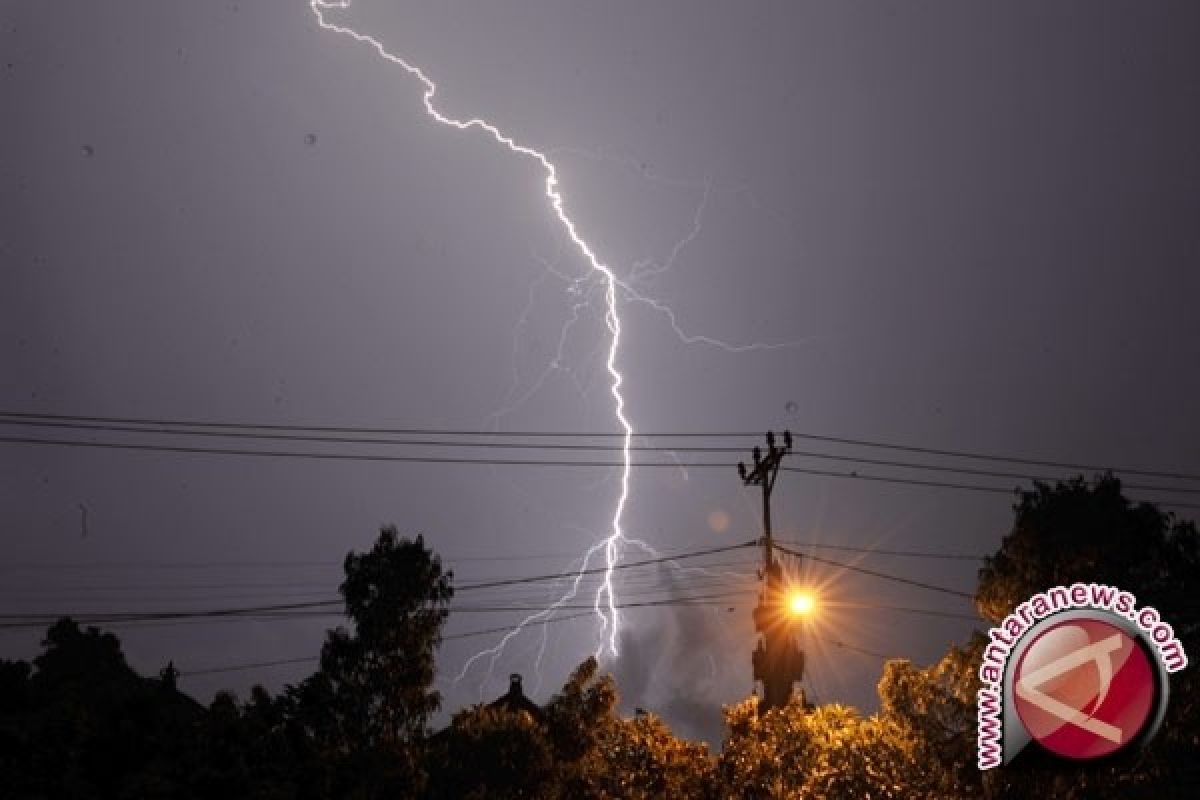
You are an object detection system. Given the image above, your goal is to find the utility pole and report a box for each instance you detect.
[739,430,805,712]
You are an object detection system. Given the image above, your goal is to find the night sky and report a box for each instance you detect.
[3,1,1198,744]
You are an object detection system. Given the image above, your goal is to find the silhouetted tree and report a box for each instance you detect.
[283,526,453,798]
[426,657,617,799]
[0,658,33,793]
[0,618,205,798]
[426,656,718,800]
[977,476,1199,626]
[431,705,556,799]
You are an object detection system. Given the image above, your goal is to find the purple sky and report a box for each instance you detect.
[3,1,1198,743]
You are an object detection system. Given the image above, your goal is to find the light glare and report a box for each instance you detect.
[789,590,816,616]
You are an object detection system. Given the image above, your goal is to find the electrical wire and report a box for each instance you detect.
[176,611,602,678]
[7,417,1200,495]
[0,595,734,631]
[454,541,755,591]
[4,409,1197,482]
[773,539,983,561]
[5,434,1197,506]
[0,543,756,625]
[174,606,948,679]
[774,543,975,599]
[812,634,890,660]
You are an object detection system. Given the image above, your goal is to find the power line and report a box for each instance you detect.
[0,558,759,594]
[0,580,335,593]
[5,409,1197,482]
[813,634,890,661]
[823,602,981,622]
[0,535,1136,624]
[452,588,752,610]
[783,466,1014,495]
[0,542,977,579]
[174,603,960,679]
[0,589,748,626]
[0,593,742,631]
[0,569,764,615]
[0,573,762,609]
[177,611,602,678]
[454,541,755,591]
[774,543,975,599]
[8,416,1197,495]
[0,590,980,630]
[178,655,316,678]
[0,597,977,639]
[0,433,731,468]
[446,611,590,639]
[1,591,976,669]
[0,544,761,572]
[0,598,342,627]
[176,619,905,679]
[425,598,982,621]
[7,433,1197,506]
[773,539,983,561]
[0,544,758,627]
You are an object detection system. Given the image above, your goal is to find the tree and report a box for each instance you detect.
[430,705,557,800]
[717,697,937,799]
[977,476,1199,626]
[577,711,715,800]
[426,657,619,799]
[283,526,453,798]
[877,637,984,797]
[0,530,459,798]
[0,659,32,794]
[543,657,618,768]
[427,656,716,800]
[0,618,205,798]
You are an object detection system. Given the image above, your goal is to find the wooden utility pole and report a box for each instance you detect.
[739,430,805,712]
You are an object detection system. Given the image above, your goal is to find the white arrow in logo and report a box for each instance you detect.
[1015,633,1125,744]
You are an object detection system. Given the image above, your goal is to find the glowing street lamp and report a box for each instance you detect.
[787,589,816,617]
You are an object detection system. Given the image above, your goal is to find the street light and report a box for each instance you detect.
[787,589,816,617]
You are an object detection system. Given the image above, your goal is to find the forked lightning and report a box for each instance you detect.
[310,0,630,662]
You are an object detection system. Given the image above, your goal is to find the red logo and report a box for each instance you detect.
[1013,617,1157,760]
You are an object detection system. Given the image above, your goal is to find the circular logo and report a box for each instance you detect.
[1013,616,1158,760]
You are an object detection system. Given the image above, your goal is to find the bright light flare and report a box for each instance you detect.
[787,589,816,616]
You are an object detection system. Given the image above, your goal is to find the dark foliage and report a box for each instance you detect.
[1,494,1196,798]
[0,619,204,797]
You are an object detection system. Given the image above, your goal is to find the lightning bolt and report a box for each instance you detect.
[451,537,612,692]
[310,3,807,692]
[310,0,629,659]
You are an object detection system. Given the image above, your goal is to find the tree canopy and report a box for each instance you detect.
[1,488,1196,798]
